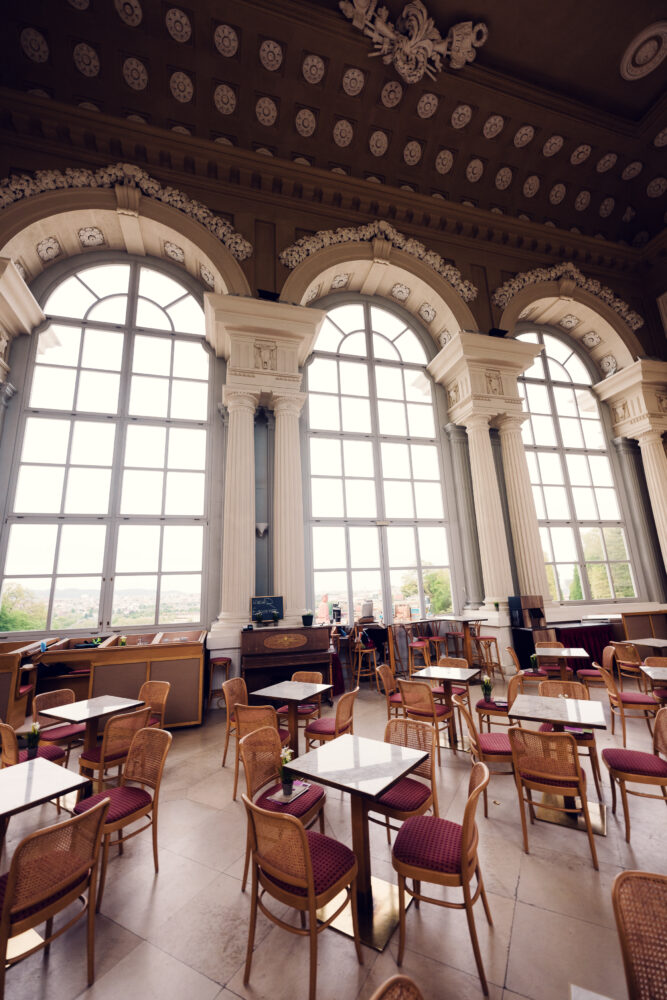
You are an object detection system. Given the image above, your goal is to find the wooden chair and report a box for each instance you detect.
[78,707,151,793]
[598,654,659,747]
[0,797,109,999]
[432,655,472,714]
[138,680,170,728]
[304,687,358,750]
[476,672,523,733]
[0,721,66,768]
[506,645,546,687]
[612,870,667,1000]
[537,679,603,799]
[369,975,424,1000]
[74,726,172,910]
[446,626,465,659]
[391,762,493,996]
[221,675,247,768]
[207,655,231,713]
[369,718,439,843]
[32,689,86,765]
[242,795,363,1000]
[610,641,645,691]
[377,663,403,720]
[238,725,326,891]
[398,678,456,765]
[276,670,323,729]
[353,625,379,689]
[535,640,573,679]
[389,624,409,679]
[454,696,514,818]
[576,643,608,691]
[471,634,503,681]
[403,623,431,675]
[602,707,667,843]
[508,726,598,869]
[642,657,667,704]
[233,704,290,800]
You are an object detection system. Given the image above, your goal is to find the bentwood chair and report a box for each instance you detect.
[537,679,603,800]
[239,726,326,891]
[506,645,546,687]
[576,642,609,691]
[643,657,667,704]
[369,976,424,1000]
[508,726,598,869]
[602,707,667,843]
[242,795,363,1000]
[233,704,290,800]
[377,663,403,720]
[0,797,109,999]
[0,721,66,768]
[369,718,439,843]
[610,641,645,691]
[612,870,667,1000]
[276,670,323,729]
[433,655,472,714]
[398,678,456,764]
[32,689,86,765]
[304,686,358,750]
[74,726,172,910]
[138,680,171,728]
[78,707,151,793]
[454,696,514,818]
[476,673,524,733]
[391,762,493,996]
[221,676,248,768]
[598,655,659,747]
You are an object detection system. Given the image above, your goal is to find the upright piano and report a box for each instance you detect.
[240,626,332,694]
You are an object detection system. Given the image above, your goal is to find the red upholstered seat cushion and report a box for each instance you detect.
[618,691,658,705]
[305,717,350,735]
[376,777,431,812]
[277,704,318,716]
[18,744,65,764]
[39,723,86,742]
[148,714,161,727]
[478,732,512,755]
[653,688,667,700]
[211,657,231,666]
[265,830,356,897]
[543,666,574,674]
[434,685,467,698]
[602,748,667,778]
[79,746,127,765]
[74,785,152,823]
[523,669,547,677]
[406,703,451,719]
[476,697,508,713]
[256,781,325,816]
[278,728,290,743]
[522,772,583,788]
[577,669,602,678]
[538,722,594,741]
[19,684,33,696]
[393,815,462,874]
[0,852,88,921]
[388,692,403,705]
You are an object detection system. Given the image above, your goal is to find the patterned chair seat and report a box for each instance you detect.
[18,744,66,764]
[277,704,318,716]
[434,685,467,698]
[602,747,667,778]
[256,781,325,815]
[406,703,451,719]
[475,697,508,713]
[376,777,431,812]
[393,815,462,875]
[74,785,152,823]
[265,830,356,897]
[478,732,512,755]
[304,717,349,736]
[39,723,86,742]
[539,722,594,742]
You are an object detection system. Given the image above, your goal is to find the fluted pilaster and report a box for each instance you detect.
[272,392,307,622]
[445,423,484,606]
[636,430,667,571]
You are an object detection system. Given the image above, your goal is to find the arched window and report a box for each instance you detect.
[517,331,636,602]
[305,301,453,624]
[0,259,212,633]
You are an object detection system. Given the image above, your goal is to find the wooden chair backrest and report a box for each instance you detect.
[368,975,425,1000]
[123,726,172,790]
[290,671,323,685]
[596,660,620,702]
[602,644,616,672]
[453,695,481,757]
[138,680,171,718]
[644,656,667,669]
[507,673,524,707]
[612,870,667,1000]
[335,686,359,733]
[611,642,642,666]
[377,663,397,698]
[437,655,468,670]
[222,676,247,716]
[384,717,435,784]
[654,707,667,758]
[100,708,151,762]
[506,646,522,674]
[242,794,312,895]
[0,721,19,767]
[538,680,588,700]
[239,726,282,799]
[236,703,281,741]
[398,678,435,716]
[508,726,580,783]
[33,688,75,725]
[460,762,489,878]
[0,668,17,727]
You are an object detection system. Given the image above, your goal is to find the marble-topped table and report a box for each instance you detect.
[535,646,590,681]
[414,665,480,746]
[509,693,606,731]
[39,694,144,752]
[0,757,89,848]
[252,680,332,756]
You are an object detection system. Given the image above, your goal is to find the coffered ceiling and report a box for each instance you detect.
[2,0,666,246]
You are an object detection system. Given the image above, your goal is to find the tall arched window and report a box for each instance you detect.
[517,331,636,603]
[0,259,212,633]
[305,301,453,624]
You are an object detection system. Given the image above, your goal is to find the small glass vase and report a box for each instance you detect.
[27,745,39,760]
[282,778,293,797]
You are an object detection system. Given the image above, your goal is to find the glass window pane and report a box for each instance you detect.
[129,375,169,418]
[384,480,414,518]
[543,335,573,363]
[116,525,160,573]
[125,425,167,468]
[550,527,577,562]
[522,354,545,380]
[81,329,124,371]
[559,418,584,449]
[526,383,550,413]
[79,264,130,298]
[64,468,111,514]
[170,380,208,421]
[136,297,171,331]
[339,361,368,396]
[371,307,405,338]
[414,482,444,518]
[407,404,434,438]
[37,324,81,367]
[86,295,128,325]
[423,567,452,615]
[133,335,171,376]
[418,526,449,565]
[314,571,348,622]
[22,417,70,464]
[557,563,582,600]
[351,570,383,622]
[14,465,64,513]
[411,444,439,480]
[390,569,419,620]
[0,578,49,630]
[309,358,338,393]
[521,420,534,446]
[545,564,558,601]
[381,442,410,479]
[552,387,578,417]
[341,396,371,433]
[312,527,346,570]
[311,478,344,517]
[525,451,539,482]
[387,526,416,567]
[138,268,186,306]
[162,525,203,572]
[70,421,116,466]
[30,366,76,410]
[76,371,120,414]
[532,485,545,519]
[121,470,164,514]
[159,574,201,622]
[405,373,431,403]
[566,454,590,486]
[309,394,340,432]
[572,487,598,520]
[543,485,568,519]
[539,527,553,561]
[168,428,206,470]
[586,563,612,600]
[345,479,376,517]
[546,358,571,382]
[531,415,556,446]
[164,471,205,515]
[5,524,57,575]
[372,335,399,360]
[588,455,613,487]
[167,298,205,336]
[173,340,209,380]
[51,576,102,629]
[577,391,599,419]
[313,319,343,353]
[57,524,106,574]
[537,452,564,484]
[343,440,374,477]
[603,527,629,561]
[394,331,426,364]
[582,421,604,449]
[328,304,365,334]
[580,527,604,560]
[596,488,620,520]
[564,354,592,384]
[339,332,367,357]
[44,277,96,319]
[610,563,635,598]
[349,526,380,568]
[378,400,406,436]
[310,438,341,477]
[111,575,157,626]
[375,366,404,400]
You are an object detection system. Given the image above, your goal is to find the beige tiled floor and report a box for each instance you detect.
[2,681,664,1000]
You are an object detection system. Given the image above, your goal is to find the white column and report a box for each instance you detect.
[497,414,552,600]
[636,429,667,571]
[465,414,514,608]
[272,392,307,623]
[216,387,260,631]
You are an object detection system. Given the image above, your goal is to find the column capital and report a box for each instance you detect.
[444,421,467,442]
[222,386,260,413]
[464,413,491,434]
[496,412,529,435]
[636,428,665,448]
[270,391,307,418]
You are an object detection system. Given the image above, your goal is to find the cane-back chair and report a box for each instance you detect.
[612,870,667,1000]
[398,678,456,764]
[377,663,403,720]
[476,673,524,733]
[454,696,514,818]
[233,704,289,800]
[138,680,171,728]
[78,707,151,793]
[537,680,603,799]
[369,718,439,843]
[276,670,324,728]
[369,976,424,1000]
[506,645,546,687]
[32,689,86,765]
[643,657,667,704]
[221,676,247,768]
[610,641,645,691]
[602,707,667,843]
[598,655,659,748]
[304,687,358,750]
[0,721,65,769]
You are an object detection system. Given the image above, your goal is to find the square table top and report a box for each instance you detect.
[535,647,590,658]
[253,681,333,702]
[414,666,480,683]
[640,662,667,682]
[39,694,145,724]
[510,694,606,730]
[0,758,89,819]
[287,733,428,799]
[632,637,667,650]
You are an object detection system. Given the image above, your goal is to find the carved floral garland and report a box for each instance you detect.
[492,262,643,331]
[0,162,253,262]
[279,219,477,302]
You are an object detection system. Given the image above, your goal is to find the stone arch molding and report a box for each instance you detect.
[493,263,645,377]
[279,220,478,348]
[0,162,252,296]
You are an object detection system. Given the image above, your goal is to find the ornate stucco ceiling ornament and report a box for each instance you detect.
[492,262,644,331]
[338,1,488,84]
[279,219,478,302]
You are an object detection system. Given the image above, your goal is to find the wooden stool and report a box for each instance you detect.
[354,640,378,689]
[404,625,431,675]
[472,636,502,680]
[208,656,232,713]
[446,630,465,658]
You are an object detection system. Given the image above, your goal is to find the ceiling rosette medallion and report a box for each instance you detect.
[339,1,488,84]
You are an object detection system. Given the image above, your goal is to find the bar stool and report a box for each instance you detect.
[354,626,378,690]
[403,623,431,675]
[472,635,503,681]
[208,656,232,714]
[390,624,409,678]
[446,628,465,658]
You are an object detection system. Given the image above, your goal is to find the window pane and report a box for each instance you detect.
[373,334,399,360]
[129,375,169,417]
[557,563,581,600]
[164,472,205,515]
[423,567,452,615]
[309,394,340,431]
[582,421,604,449]
[537,452,563,484]
[532,485,546,519]
[539,527,553,561]
[30,366,76,410]
[136,297,171,331]
[37,324,81,366]
[339,361,368,396]
[312,527,346,569]
[341,396,371,433]
[167,298,205,336]
[603,527,629,560]
[158,574,201,622]
[543,485,568,518]
[51,576,102,629]
[314,571,348,621]
[545,564,558,601]
[343,440,374,477]
[86,296,128,325]
[121,470,164,514]
[22,417,70,464]
[311,478,344,517]
[329,304,365,334]
[116,525,160,573]
[45,278,96,319]
[71,421,116,465]
[414,482,444,518]
[314,319,343,353]
[526,383,550,413]
[170,380,208,421]
[138,268,186,306]
[407,404,434,437]
[405,372,431,403]
[580,527,604,561]
[58,524,106,574]
[310,438,341,477]
[411,444,439,480]
[351,570,383,622]
[133,335,171,376]
[394,330,426,364]
[550,527,577,562]
[564,354,591,384]
[543,335,573,364]
[125,426,167,468]
[345,479,376,517]
[375,366,404,400]
[588,455,613,487]
[381,442,410,479]
[390,569,419,620]
[64,468,111,514]
[371,307,405,338]
[596,489,619,520]
[552,387,578,417]
[81,329,124,371]
[76,370,120,413]
[586,563,612,600]
[162,526,203,571]
[80,264,130,298]
[525,451,540,482]
[349,527,380,568]
[14,465,64,513]
[576,391,598,419]
[610,563,635,598]
[0,578,49,630]
[309,358,338,393]
[173,340,209,380]
[384,480,414,518]
[531,415,556,446]
[378,400,406,436]
[339,332,367,356]
[111,575,158,626]
[559,418,584,448]
[5,524,57,574]
[418,526,449,565]
[572,487,597,519]
[387,526,416,567]
[522,354,545,380]
[566,454,590,486]
[168,428,206,470]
